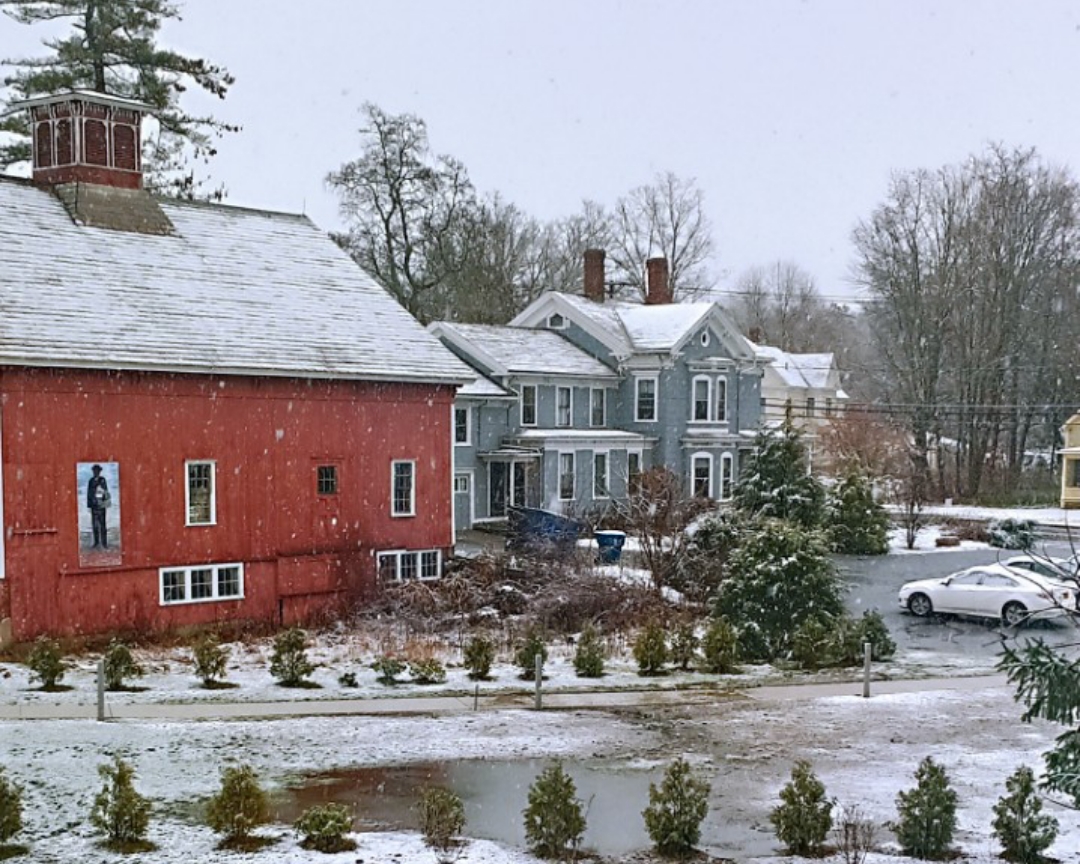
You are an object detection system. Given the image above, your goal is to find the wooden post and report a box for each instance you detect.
[862,641,872,698]
[534,654,543,710]
[96,658,106,721]
[474,683,479,711]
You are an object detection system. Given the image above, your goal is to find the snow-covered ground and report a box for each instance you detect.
[887,523,990,554]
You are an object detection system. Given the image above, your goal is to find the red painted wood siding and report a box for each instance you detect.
[0,368,454,640]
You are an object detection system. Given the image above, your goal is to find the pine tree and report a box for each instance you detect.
[733,421,825,528]
[714,519,843,660]
[0,768,23,846]
[770,760,833,855]
[269,627,314,687]
[992,765,1058,864]
[522,763,586,860]
[0,0,236,197]
[103,639,144,691]
[206,764,269,847]
[827,470,889,555]
[892,756,957,860]
[90,756,153,852]
[573,624,605,678]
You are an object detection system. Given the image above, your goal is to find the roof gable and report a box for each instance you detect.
[0,179,473,385]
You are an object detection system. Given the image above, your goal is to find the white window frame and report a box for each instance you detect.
[547,313,568,330]
[635,376,658,423]
[593,451,609,499]
[806,397,816,418]
[520,384,537,427]
[691,452,713,499]
[627,450,642,495]
[556,386,573,428]
[700,330,711,347]
[454,405,471,446]
[185,459,217,527]
[559,452,575,501]
[159,562,244,606]
[391,459,416,517]
[715,377,728,423]
[590,387,606,427]
[377,549,442,582]
[719,453,734,501]
[691,375,712,423]
[453,474,470,494]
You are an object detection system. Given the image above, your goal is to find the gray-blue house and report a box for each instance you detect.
[432,251,765,530]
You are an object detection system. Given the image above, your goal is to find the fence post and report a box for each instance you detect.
[96,658,106,721]
[862,641,872,698]
[474,683,479,712]
[534,653,543,710]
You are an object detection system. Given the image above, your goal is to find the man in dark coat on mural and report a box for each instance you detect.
[87,464,110,548]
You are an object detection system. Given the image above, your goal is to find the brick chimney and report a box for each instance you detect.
[16,90,149,189]
[645,257,672,305]
[583,248,606,302]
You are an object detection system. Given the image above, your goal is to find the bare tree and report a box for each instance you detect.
[327,103,477,322]
[605,172,716,301]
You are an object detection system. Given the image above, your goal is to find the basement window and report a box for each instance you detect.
[377,549,442,582]
[159,562,244,606]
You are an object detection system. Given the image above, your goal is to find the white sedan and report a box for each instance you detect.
[898,564,1075,626]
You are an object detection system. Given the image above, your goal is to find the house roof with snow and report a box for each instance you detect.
[0,177,474,385]
[511,292,758,362]
[428,322,617,380]
[751,343,844,393]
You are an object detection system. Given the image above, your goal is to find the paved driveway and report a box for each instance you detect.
[836,543,1080,659]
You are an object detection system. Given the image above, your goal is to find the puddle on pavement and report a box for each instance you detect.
[280,759,663,857]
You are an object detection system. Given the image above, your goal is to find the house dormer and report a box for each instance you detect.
[18,90,150,189]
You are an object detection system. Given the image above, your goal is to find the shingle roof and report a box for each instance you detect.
[752,343,837,390]
[433,323,617,379]
[0,178,474,384]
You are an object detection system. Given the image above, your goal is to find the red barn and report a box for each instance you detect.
[0,91,473,643]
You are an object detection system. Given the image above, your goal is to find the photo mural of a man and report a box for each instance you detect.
[77,462,121,566]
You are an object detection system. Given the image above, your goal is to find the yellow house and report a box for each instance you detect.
[1060,413,1080,508]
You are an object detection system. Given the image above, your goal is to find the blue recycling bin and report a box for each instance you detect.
[594,530,626,563]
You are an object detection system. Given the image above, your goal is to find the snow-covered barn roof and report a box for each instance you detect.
[429,322,617,380]
[0,178,474,385]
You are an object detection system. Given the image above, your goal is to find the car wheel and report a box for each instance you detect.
[1002,601,1028,627]
[908,593,933,617]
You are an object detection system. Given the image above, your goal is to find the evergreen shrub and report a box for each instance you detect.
[463,635,495,680]
[892,756,957,860]
[827,470,890,555]
[90,757,153,852]
[572,624,605,678]
[770,760,833,855]
[371,655,406,685]
[522,763,585,860]
[700,618,739,674]
[192,634,231,688]
[988,519,1036,551]
[992,765,1058,864]
[642,757,711,858]
[103,639,144,691]
[634,622,669,676]
[295,803,356,853]
[269,627,315,687]
[206,764,270,847]
[418,786,466,856]
[26,636,65,690]
[670,623,699,671]
[409,658,447,685]
[0,769,23,847]
[515,627,548,680]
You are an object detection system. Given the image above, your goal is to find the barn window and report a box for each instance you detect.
[377,549,442,582]
[391,460,415,516]
[159,562,244,606]
[185,460,216,526]
[317,464,338,495]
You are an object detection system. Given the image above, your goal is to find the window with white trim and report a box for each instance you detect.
[520,384,537,427]
[559,452,575,500]
[186,460,216,526]
[159,562,243,605]
[691,453,712,498]
[547,313,567,329]
[720,453,734,501]
[454,406,471,445]
[635,377,657,422]
[590,388,605,427]
[628,451,642,496]
[454,474,470,494]
[806,397,816,418]
[593,452,609,498]
[378,549,442,582]
[692,376,711,422]
[556,386,572,427]
[715,378,728,423]
[391,460,415,516]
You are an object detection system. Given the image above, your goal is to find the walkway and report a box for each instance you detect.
[0,673,1011,722]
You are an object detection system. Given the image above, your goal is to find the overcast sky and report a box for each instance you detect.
[3,1,1080,301]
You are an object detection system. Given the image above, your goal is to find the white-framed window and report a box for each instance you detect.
[720,453,734,501]
[454,474,470,494]
[159,562,243,606]
[391,460,416,517]
[559,452,575,500]
[692,375,712,422]
[556,386,573,427]
[185,460,216,526]
[635,376,658,422]
[806,397,816,418]
[590,388,606,427]
[547,313,567,329]
[715,378,728,423]
[628,451,642,496]
[454,406,471,445]
[700,330,710,347]
[593,451,609,498]
[691,453,713,498]
[520,384,537,427]
[378,549,442,582]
